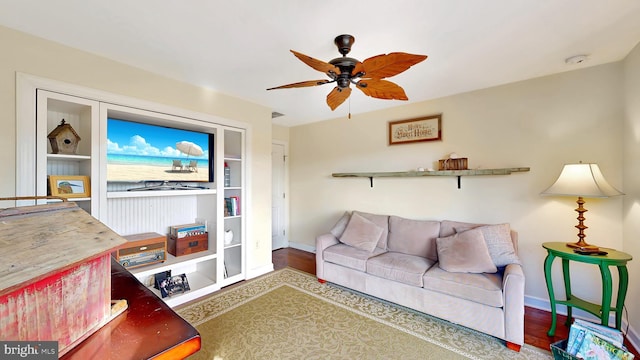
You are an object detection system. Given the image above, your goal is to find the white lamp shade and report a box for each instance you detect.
[541,163,623,198]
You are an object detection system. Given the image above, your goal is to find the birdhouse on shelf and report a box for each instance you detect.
[47,119,81,154]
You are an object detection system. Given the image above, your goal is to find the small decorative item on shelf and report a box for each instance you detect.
[47,119,81,154]
[158,273,190,298]
[438,152,468,170]
[224,162,231,187]
[224,229,234,245]
[48,175,91,198]
[154,270,172,290]
[113,232,167,269]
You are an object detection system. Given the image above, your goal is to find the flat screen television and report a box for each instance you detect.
[107,118,214,187]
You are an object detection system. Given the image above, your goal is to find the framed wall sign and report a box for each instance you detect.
[48,175,91,198]
[388,114,442,145]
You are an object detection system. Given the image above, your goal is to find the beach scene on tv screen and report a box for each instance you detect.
[107,118,210,182]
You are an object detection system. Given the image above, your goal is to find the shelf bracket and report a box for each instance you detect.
[369,177,374,188]
[457,176,461,189]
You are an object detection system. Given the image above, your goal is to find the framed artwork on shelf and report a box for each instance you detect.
[158,273,191,298]
[388,114,442,145]
[48,175,91,198]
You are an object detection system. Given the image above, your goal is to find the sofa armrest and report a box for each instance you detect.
[503,263,525,346]
[316,233,340,280]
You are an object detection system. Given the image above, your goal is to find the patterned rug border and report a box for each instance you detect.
[177,267,551,360]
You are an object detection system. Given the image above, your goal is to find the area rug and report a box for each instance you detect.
[177,268,552,360]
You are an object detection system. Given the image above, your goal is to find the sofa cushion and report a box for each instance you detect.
[323,243,386,272]
[329,211,351,238]
[423,265,504,307]
[387,216,441,260]
[366,252,436,287]
[353,211,390,249]
[436,228,497,273]
[339,213,383,252]
[455,224,521,267]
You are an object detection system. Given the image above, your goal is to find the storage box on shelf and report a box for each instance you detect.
[168,233,209,257]
[438,157,468,170]
[168,222,208,257]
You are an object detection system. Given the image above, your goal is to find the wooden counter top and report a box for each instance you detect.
[62,258,201,359]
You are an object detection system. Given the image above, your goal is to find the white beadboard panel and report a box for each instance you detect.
[47,158,80,176]
[106,196,202,236]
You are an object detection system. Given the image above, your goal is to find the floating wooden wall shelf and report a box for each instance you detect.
[332,167,530,188]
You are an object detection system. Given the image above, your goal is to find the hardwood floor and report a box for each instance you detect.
[273,247,638,356]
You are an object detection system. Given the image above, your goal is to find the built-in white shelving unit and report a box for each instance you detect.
[17,74,248,308]
[36,90,100,214]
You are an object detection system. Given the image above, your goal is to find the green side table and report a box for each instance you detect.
[542,242,632,336]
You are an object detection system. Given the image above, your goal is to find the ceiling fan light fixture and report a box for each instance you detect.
[267,34,427,111]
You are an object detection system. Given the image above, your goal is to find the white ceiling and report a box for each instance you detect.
[1,1,639,127]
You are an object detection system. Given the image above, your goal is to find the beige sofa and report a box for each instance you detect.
[315,211,525,351]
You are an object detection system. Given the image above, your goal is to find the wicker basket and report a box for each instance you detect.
[438,158,468,170]
[550,340,579,360]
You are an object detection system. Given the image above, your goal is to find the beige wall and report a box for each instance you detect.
[0,25,273,274]
[289,61,636,335]
[272,124,290,143]
[623,42,640,341]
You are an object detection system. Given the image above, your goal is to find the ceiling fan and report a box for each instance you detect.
[267,34,428,111]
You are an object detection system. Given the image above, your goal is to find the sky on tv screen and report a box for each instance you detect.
[107,119,209,158]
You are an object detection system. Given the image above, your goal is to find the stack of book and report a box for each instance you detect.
[169,223,206,238]
[556,319,634,360]
[224,196,240,216]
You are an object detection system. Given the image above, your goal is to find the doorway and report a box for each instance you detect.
[272,142,287,250]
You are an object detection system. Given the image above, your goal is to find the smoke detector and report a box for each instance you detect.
[565,55,589,65]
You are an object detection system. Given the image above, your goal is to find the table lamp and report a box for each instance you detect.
[541,162,623,252]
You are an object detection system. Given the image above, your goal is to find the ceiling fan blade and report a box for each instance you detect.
[355,79,408,100]
[360,52,427,79]
[291,50,340,77]
[267,79,332,90]
[326,86,352,110]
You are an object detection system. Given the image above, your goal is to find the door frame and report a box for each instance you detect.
[272,140,289,249]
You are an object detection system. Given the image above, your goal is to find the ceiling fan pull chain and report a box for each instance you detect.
[348,97,351,119]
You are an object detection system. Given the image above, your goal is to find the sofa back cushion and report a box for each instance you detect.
[353,211,390,249]
[387,215,441,260]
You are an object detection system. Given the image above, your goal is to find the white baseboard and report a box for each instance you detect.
[525,295,639,351]
[288,241,315,253]
[246,263,274,279]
